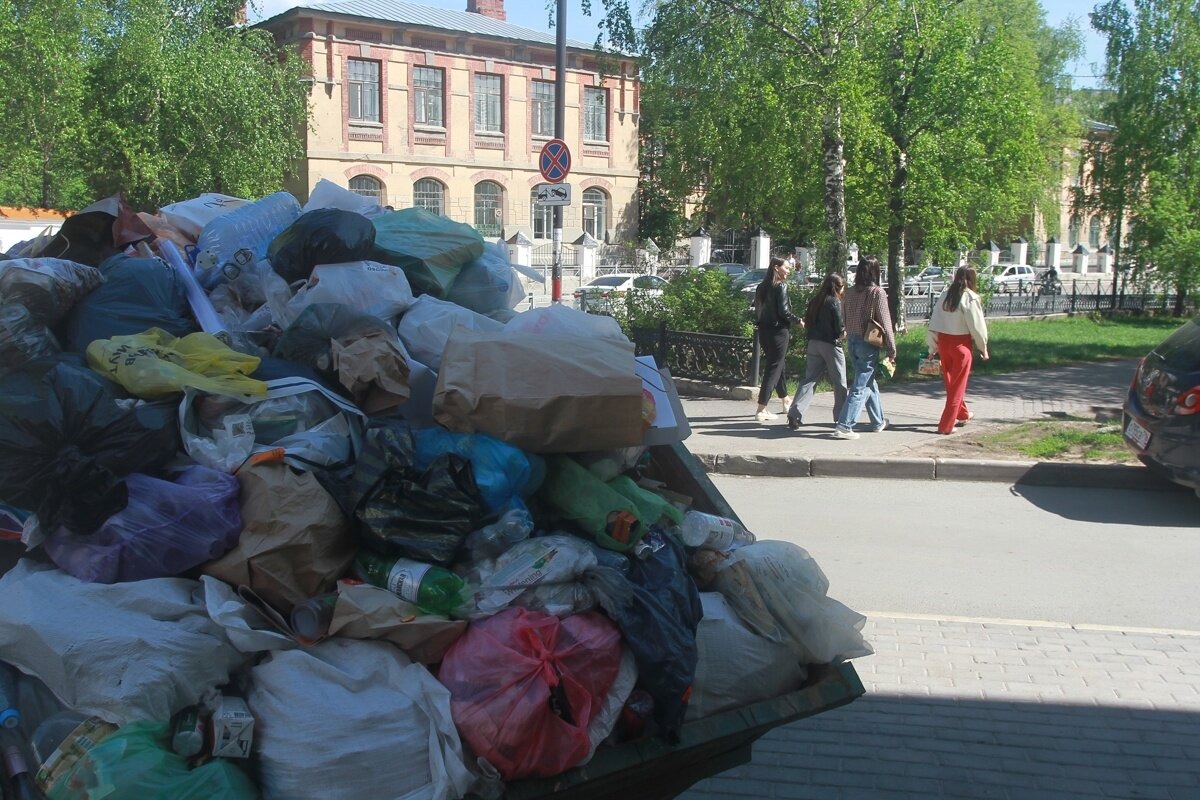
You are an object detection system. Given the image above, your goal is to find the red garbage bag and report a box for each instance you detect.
[438,606,622,780]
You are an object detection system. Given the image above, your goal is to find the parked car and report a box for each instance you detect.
[1123,315,1200,496]
[903,266,946,296]
[573,273,669,311]
[987,264,1038,293]
[731,268,768,293]
[699,262,750,278]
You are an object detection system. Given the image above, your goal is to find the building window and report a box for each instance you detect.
[349,175,383,202]
[530,189,552,239]
[584,87,608,142]
[475,74,503,133]
[413,178,444,215]
[582,188,608,240]
[474,181,503,237]
[348,59,380,123]
[414,67,444,127]
[1089,216,1102,249]
[531,80,555,137]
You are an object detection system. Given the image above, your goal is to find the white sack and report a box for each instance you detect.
[396,295,504,372]
[687,592,807,721]
[158,193,248,239]
[283,261,416,326]
[0,559,245,725]
[201,575,298,655]
[504,303,628,341]
[303,178,387,218]
[247,638,474,800]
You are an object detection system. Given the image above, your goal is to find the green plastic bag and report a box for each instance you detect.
[538,456,646,552]
[371,208,484,298]
[45,720,258,800]
[606,475,683,529]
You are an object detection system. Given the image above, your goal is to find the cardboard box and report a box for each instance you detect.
[211,695,254,759]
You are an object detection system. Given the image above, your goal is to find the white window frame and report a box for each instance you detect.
[584,86,608,142]
[348,58,380,123]
[531,189,552,239]
[582,187,608,240]
[414,67,445,127]
[413,178,445,216]
[474,181,504,237]
[531,80,555,137]
[474,74,503,134]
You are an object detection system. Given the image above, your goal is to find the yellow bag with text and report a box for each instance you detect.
[87,328,267,399]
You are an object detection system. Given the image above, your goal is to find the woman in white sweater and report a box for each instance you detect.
[927,266,989,434]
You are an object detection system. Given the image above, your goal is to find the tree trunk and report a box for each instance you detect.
[1174,284,1187,317]
[821,104,849,275]
[887,146,909,333]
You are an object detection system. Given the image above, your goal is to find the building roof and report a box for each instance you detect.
[268,1,601,51]
[0,206,69,223]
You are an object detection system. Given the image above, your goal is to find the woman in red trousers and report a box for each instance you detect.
[926,266,989,434]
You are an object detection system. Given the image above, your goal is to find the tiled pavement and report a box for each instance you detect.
[680,615,1200,799]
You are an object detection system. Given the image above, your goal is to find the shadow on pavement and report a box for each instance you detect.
[1010,482,1200,528]
[682,693,1200,799]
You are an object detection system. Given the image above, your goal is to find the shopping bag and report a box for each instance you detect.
[87,328,266,399]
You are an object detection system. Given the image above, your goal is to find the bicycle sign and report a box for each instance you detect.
[538,139,571,183]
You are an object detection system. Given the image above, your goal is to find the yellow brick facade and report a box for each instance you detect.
[260,7,641,245]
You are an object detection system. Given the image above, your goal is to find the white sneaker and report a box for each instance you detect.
[832,428,860,440]
[779,396,792,413]
[755,410,778,422]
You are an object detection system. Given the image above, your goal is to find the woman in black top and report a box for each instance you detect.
[753,257,799,422]
[787,272,848,429]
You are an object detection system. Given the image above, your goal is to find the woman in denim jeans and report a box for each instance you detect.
[833,256,896,440]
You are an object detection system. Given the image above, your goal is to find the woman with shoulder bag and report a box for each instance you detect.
[787,272,848,429]
[833,256,896,440]
[753,257,799,423]
[927,266,989,434]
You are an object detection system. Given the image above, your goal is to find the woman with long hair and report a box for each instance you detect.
[787,272,848,429]
[753,256,799,422]
[927,266,989,434]
[833,256,897,439]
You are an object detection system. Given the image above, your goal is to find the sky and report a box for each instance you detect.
[251,0,1108,89]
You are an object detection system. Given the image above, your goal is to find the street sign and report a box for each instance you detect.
[538,138,571,183]
[534,182,572,206]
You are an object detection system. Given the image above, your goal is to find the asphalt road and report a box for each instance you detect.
[711,475,1200,632]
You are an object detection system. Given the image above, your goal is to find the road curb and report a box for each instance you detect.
[693,451,1173,490]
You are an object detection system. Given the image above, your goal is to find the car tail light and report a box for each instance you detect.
[1175,386,1200,416]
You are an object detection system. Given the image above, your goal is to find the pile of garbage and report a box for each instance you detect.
[0,182,870,800]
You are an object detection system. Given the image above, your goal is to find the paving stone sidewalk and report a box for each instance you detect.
[681,615,1200,800]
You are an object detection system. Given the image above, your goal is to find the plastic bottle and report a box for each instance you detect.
[29,713,86,768]
[194,191,301,289]
[289,593,339,644]
[2,740,40,800]
[678,510,756,551]
[0,663,19,730]
[354,551,465,616]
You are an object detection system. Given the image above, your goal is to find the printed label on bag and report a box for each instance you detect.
[385,560,431,604]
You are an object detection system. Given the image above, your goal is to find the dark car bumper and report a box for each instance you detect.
[1123,393,1200,491]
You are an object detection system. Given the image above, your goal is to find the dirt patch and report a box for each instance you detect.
[907,407,1141,465]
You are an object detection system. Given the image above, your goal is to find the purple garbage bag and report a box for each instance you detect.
[44,466,241,583]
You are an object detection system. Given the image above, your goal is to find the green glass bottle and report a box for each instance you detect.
[354,551,465,616]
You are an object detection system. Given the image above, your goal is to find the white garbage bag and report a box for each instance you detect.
[396,295,504,372]
[247,637,474,800]
[0,559,245,725]
[283,260,416,326]
[504,303,627,342]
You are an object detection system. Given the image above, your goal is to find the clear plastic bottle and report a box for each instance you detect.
[30,713,87,768]
[289,593,339,644]
[194,191,301,289]
[354,551,466,616]
[678,510,756,551]
[0,662,19,730]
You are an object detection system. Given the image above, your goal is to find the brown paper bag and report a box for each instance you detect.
[433,327,644,453]
[203,462,356,613]
[329,582,467,664]
[331,329,411,415]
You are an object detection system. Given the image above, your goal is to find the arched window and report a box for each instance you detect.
[348,175,383,203]
[530,188,552,239]
[413,178,444,216]
[1088,216,1102,249]
[474,181,503,237]
[582,188,608,240]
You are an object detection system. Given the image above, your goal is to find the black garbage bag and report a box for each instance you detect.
[38,194,154,267]
[602,529,703,743]
[0,304,60,374]
[0,357,180,533]
[319,420,486,566]
[60,254,195,354]
[0,258,104,325]
[272,303,397,394]
[267,208,376,284]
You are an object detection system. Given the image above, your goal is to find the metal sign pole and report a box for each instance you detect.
[552,0,566,304]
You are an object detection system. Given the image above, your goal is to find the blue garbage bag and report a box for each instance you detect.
[413,428,545,513]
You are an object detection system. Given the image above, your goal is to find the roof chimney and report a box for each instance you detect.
[466,0,506,21]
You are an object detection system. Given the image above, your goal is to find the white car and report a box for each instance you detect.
[989,264,1038,293]
[573,273,668,310]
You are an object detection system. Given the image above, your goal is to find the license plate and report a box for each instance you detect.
[1125,418,1152,450]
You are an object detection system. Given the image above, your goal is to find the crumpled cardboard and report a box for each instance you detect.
[202,462,357,614]
[433,327,644,454]
[329,581,466,664]
[331,328,411,415]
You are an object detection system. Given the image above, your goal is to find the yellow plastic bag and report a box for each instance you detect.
[87,328,267,399]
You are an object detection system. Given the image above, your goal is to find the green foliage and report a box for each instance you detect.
[621,269,754,337]
[0,0,309,211]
